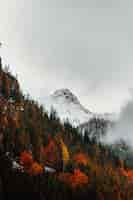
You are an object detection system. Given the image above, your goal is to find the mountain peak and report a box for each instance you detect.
[43,88,118,127]
[51,88,80,104]
[43,88,93,126]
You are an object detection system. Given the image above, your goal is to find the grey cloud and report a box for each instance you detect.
[0,0,133,112]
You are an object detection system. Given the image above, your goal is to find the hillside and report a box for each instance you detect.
[0,57,133,200]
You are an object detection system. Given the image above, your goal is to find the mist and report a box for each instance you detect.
[102,93,133,147]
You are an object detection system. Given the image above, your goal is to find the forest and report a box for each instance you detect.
[0,56,133,200]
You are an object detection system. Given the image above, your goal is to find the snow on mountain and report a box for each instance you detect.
[43,89,118,127]
[43,89,93,126]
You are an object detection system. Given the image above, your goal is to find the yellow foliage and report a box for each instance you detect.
[59,138,69,166]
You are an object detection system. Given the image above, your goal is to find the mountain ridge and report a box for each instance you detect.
[43,88,118,127]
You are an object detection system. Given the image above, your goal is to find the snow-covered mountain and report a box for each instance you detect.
[43,89,118,127]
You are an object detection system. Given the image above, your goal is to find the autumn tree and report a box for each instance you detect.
[56,136,70,171]
[20,151,33,172]
[73,152,89,167]
[58,169,89,189]
[28,162,43,176]
[41,136,60,169]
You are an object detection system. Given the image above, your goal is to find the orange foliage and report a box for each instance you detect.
[44,139,56,154]
[41,138,59,166]
[58,169,89,189]
[28,162,43,176]
[127,169,133,182]
[118,167,133,183]
[73,153,89,166]
[118,167,128,177]
[70,169,89,189]
[20,151,43,176]
[20,151,33,170]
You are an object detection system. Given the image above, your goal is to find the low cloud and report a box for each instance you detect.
[103,93,133,147]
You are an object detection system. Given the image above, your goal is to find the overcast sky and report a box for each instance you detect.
[0,0,133,113]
